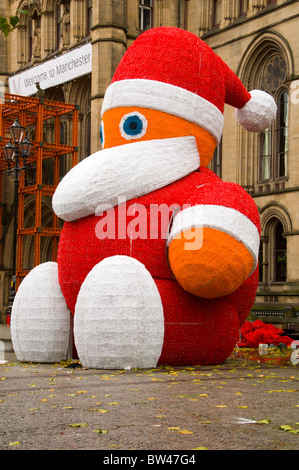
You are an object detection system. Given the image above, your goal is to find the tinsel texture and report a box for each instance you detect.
[74,256,164,369]
[11,262,71,363]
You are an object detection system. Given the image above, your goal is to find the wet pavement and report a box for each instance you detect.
[0,347,298,456]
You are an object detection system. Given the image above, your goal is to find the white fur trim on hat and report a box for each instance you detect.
[102,79,224,143]
[236,90,277,132]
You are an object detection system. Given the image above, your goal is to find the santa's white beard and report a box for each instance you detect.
[52,136,200,222]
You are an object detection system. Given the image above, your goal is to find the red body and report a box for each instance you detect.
[57,167,259,365]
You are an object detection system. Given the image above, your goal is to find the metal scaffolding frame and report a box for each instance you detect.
[0,93,78,290]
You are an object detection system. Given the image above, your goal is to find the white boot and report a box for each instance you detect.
[11,262,71,363]
[74,255,164,369]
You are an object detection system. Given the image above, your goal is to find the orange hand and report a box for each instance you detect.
[168,227,254,298]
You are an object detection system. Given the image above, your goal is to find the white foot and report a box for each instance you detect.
[74,255,164,369]
[11,262,71,363]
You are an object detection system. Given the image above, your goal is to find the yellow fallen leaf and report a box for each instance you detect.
[257,419,271,424]
[93,429,108,434]
[198,394,208,397]
[168,427,180,431]
[68,423,88,427]
[9,441,20,446]
[216,405,227,408]
[192,447,208,450]
[238,406,249,409]
[280,425,292,431]
[76,391,88,394]
[107,402,119,405]
[179,429,193,434]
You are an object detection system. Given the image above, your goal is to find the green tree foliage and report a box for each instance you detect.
[0,10,28,37]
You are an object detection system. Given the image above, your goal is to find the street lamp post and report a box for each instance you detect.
[2,119,33,319]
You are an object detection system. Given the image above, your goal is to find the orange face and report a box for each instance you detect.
[100,107,217,168]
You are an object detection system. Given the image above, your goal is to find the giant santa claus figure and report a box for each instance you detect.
[11,28,277,368]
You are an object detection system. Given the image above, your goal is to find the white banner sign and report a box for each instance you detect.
[8,43,92,96]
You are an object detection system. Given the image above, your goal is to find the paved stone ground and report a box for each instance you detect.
[0,348,298,456]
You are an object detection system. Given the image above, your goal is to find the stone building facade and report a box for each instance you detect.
[0,0,299,323]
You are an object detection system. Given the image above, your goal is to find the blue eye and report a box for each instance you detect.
[119,112,148,140]
[100,121,105,147]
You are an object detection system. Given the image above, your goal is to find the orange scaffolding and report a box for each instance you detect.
[0,93,78,290]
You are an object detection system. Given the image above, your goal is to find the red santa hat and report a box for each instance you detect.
[102,27,277,143]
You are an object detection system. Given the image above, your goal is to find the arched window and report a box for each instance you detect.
[260,215,288,286]
[258,53,288,183]
[237,36,291,190]
[274,221,286,282]
[276,88,288,178]
[259,87,289,182]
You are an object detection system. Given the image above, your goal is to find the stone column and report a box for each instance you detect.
[221,0,238,27]
[188,0,213,37]
[71,0,86,42]
[248,0,267,16]
[90,0,128,153]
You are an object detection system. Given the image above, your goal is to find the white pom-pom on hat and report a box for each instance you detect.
[236,90,277,132]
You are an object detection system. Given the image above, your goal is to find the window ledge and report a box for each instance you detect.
[254,179,288,194]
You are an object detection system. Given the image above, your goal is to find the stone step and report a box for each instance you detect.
[0,325,13,360]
